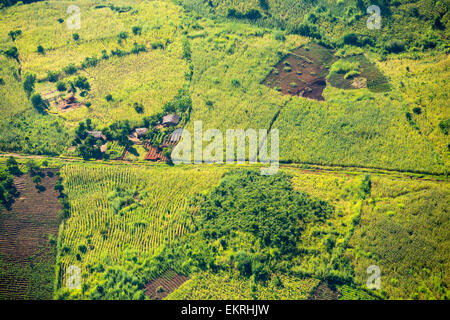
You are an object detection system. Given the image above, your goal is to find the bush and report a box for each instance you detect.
[63,64,77,75]
[37,45,44,54]
[385,40,406,54]
[439,119,450,135]
[3,46,18,60]
[47,70,60,82]
[105,94,113,102]
[74,76,90,90]
[23,72,36,96]
[343,33,360,46]
[30,93,46,113]
[72,33,79,41]
[132,26,142,35]
[8,29,22,41]
[118,32,128,40]
[274,30,285,41]
[133,102,144,113]
[56,81,67,92]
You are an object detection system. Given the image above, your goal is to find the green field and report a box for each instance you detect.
[0,0,449,301]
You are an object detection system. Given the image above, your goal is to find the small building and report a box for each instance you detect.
[134,128,149,137]
[162,114,180,127]
[160,128,184,148]
[87,130,106,140]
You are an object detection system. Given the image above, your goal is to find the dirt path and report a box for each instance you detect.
[0,152,447,182]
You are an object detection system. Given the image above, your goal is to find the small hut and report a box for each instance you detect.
[162,114,180,127]
[87,130,106,140]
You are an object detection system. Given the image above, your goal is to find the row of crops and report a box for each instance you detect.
[56,163,227,289]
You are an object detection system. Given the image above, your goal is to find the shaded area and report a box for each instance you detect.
[327,54,390,92]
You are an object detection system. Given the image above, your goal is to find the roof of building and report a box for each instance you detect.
[87,130,105,140]
[162,114,180,126]
[144,145,167,162]
[134,128,149,137]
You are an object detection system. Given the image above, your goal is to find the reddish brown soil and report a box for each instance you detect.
[263,54,328,100]
[263,44,336,101]
[145,270,189,300]
[308,281,342,300]
[0,169,61,299]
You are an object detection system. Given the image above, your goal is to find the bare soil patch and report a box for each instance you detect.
[263,43,336,101]
[308,281,342,300]
[145,270,189,300]
[0,169,61,299]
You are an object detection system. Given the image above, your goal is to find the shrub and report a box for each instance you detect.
[74,76,90,90]
[30,93,46,113]
[8,29,22,41]
[72,33,79,41]
[343,33,360,46]
[133,102,144,113]
[412,107,422,115]
[0,78,4,85]
[274,30,285,41]
[23,73,36,96]
[3,46,18,60]
[63,64,77,75]
[329,60,360,76]
[105,94,113,102]
[231,79,241,87]
[56,81,67,92]
[385,40,406,54]
[439,119,450,135]
[118,32,128,40]
[81,56,99,68]
[37,45,44,54]
[132,26,142,35]
[47,70,60,82]
[131,43,146,54]
[151,41,164,50]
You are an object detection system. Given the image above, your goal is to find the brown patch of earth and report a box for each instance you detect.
[263,43,336,101]
[145,270,189,300]
[0,169,61,299]
[308,281,342,300]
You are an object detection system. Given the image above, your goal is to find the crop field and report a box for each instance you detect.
[55,163,226,294]
[0,0,448,303]
[0,167,61,299]
[348,175,450,299]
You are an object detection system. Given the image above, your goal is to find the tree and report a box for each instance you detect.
[30,93,46,113]
[6,156,21,176]
[4,46,18,60]
[56,81,67,92]
[23,73,36,97]
[37,45,44,54]
[8,29,22,41]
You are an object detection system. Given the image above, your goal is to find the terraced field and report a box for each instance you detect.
[0,169,61,299]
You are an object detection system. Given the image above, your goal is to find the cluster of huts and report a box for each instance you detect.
[85,113,182,161]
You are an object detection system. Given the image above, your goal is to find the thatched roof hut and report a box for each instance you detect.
[162,114,180,127]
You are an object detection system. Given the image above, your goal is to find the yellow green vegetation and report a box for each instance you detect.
[55,163,226,297]
[348,176,450,299]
